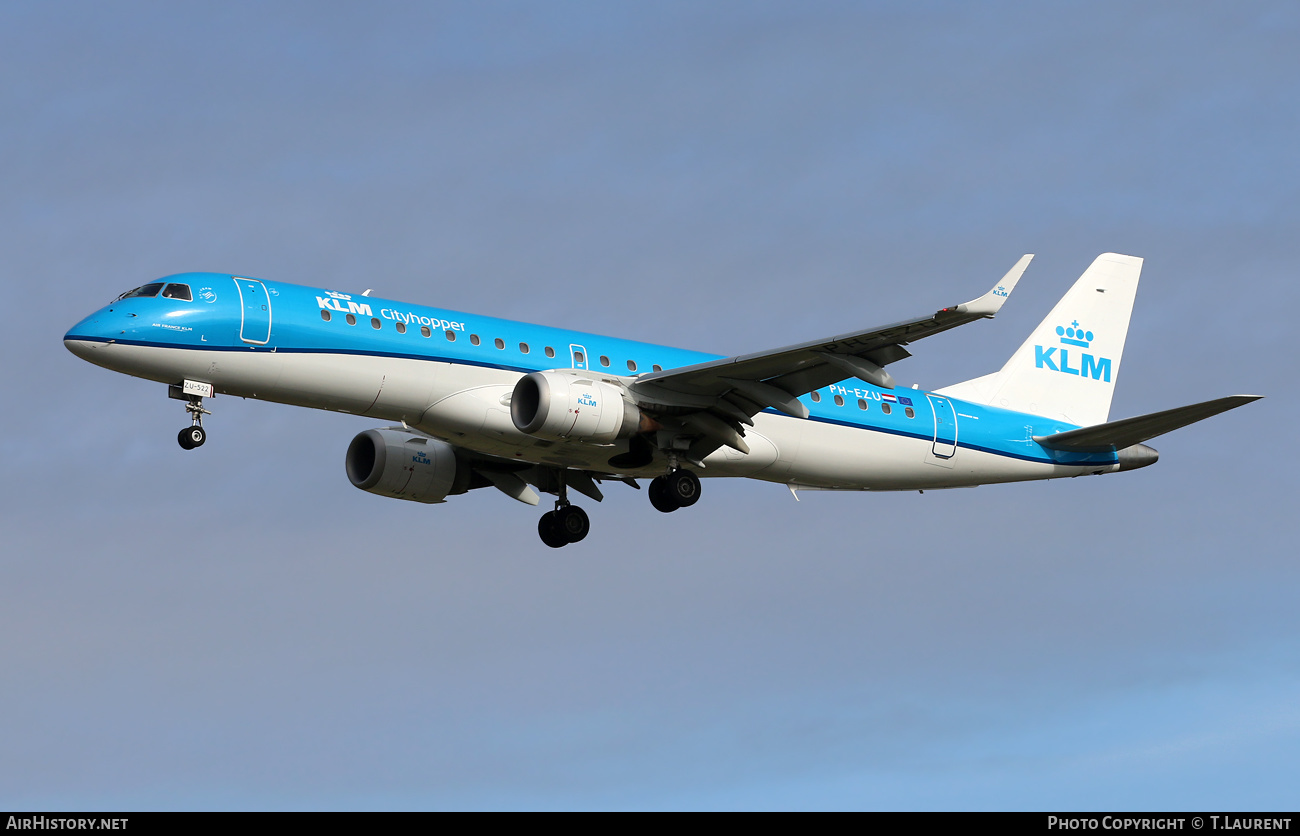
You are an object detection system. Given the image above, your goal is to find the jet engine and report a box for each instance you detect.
[345,429,469,503]
[510,371,646,442]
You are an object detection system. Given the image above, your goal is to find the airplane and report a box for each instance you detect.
[64,253,1259,547]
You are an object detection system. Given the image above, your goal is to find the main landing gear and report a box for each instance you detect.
[648,468,701,513]
[538,504,590,549]
[533,465,702,546]
[537,472,590,548]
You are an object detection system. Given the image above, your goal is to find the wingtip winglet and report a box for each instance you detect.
[956,253,1033,318]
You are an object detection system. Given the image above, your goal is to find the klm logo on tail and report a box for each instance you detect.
[1035,321,1112,382]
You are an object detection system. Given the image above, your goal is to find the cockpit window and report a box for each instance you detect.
[161,283,192,301]
[116,283,164,300]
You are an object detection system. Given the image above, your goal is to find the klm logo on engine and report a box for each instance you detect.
[1035,320,1112,382]
[316,290,373,317]
[577,392,598,407]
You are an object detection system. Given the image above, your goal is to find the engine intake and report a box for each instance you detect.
[511,371,644,442]
[345,429,468,503]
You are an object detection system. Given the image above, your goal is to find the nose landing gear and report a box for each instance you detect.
[169,382,212,450]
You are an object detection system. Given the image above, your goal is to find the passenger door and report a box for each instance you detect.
[234,277,272,345]
[928,394,958,459]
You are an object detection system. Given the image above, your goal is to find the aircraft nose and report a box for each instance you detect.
[64,335,100,360]
[64,310,115,359]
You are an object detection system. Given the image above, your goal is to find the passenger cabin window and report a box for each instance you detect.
[445,330,455,341]
[494,338,504,349]
[321,309,331,322]
[858,398,868,410]
[810,391,822,403]
[162,283,192,301]
[905,406,915,418]
[834,394,844,406]
[346,313,357,325]
[117,283,163,300]
[396,322,407,334]
[371,318,382,329]
[652,364,662,372]
[599,355,610,367]
[573,351,585,364]
[545,346,555,358]
[470,334,481,346]
[627,360,637,372]
[420,326,431,337]
[519,342,530,354]
[881,402,892,415]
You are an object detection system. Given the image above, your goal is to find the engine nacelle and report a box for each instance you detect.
[511,371,643,443]
[345,429,467,503]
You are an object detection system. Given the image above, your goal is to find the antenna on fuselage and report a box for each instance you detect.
[361,289,373,296]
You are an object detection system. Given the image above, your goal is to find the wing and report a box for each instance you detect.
[626,255,1032,460]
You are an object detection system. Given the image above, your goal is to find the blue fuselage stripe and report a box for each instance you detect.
[65,272,1120,470]
[67,333,1115,469]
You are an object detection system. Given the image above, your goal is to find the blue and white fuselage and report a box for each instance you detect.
[64,256,1258,546]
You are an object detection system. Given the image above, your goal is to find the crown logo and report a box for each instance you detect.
[1056,320,1093,348]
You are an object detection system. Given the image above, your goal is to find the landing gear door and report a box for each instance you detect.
[928,394,958,460]
[235,277,272,345]
[569,344,588,370]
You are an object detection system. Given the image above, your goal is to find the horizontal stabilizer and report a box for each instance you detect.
[1034,395,1261,452]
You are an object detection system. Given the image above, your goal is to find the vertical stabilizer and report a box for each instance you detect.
[936,253,1142,426]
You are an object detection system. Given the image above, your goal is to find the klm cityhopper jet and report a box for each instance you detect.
[65,254,1258,547]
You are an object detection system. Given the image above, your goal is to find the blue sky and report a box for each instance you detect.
[2,1,1297,810]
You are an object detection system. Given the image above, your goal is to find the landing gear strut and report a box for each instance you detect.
[648,468,700,513]
[537,471,590,548]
